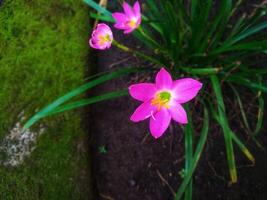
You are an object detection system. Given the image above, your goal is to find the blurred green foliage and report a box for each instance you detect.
[0,0,91,199]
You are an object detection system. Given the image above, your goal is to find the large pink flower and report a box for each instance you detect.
[129,68,202,139]
[89,23,113,50]
[112,1,141,34]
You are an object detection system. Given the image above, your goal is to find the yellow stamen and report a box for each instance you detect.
[98,34,111,45]
[151,91,171,111]
[127,19,137,28]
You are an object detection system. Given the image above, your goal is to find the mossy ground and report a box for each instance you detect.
[0,0,92,199]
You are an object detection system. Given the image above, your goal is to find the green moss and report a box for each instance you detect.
[0,0,92,199]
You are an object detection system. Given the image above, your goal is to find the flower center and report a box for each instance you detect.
[98,34,111,45]
[127,18,137,28]
[151,91,171,111]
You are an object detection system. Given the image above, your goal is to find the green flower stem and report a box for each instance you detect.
[112,39,163,66]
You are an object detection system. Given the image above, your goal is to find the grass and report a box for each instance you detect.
[0,0,92,199]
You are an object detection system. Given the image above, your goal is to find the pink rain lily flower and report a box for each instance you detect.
[89,23,113,50]
[129,68,202,139]
[112,1,141,34]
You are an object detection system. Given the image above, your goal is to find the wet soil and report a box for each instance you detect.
[89,1,267,200]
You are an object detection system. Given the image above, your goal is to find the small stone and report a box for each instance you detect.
[129,180,136,187]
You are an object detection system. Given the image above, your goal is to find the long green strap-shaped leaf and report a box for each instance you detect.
[145,0,165,36]
[184,105,193,200]
[83,0,112,17]
[197,0,232,53]
[207,0,232,49]
[23,67,145,129]
[226,75,267,93]
[90,13,115,23]
[190,0,212,52]
[48,89,128,116]
[135,26,162,49]
[230,131,255,164]
[191,0,198,19]
[226,22,267,46]
[175,107,209,200]
[254,93,264,136]
[209,40,267,55]
[229,84,252,133]
[180,67,221,75]
[209,97,255,164]
[211,75,237,183]
[229,83,264,150]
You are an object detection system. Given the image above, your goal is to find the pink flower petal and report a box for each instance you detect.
[133,1,141,17]
[123,28,135,34]
[123,2,134,17]
[112,12,128,23]
[130,100,156,122]
[149,108,171,138]
[95,24,113,36]
[169,100,188,124]
[129,83,157,102]
[89,38,101,49]
[114,23,127,29]
[136,17,142,27]
[96,23,109,30]
[156,68,173,89]
[172,78,202,103]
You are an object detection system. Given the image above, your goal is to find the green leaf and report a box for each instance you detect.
[23,67,145,129]
[90,13,115,23]
[184,105,193,200]
[175,106,209,200]
[213,85,255,164]
[253,91,264,136]
[230,131,255,164]
[191,0,198,19]
[190,0,213,52]
[226,75,267,93]
[83,0,112,17]
[146,0,161,18]
[135,26,162,49]
[229,79,264,135]
[197,0,232,53]
[211,75,237,183]
[229,84,252,133]
[208,0,233,50]
[228,22,267,45]
[225,9,265,44]
[181,67,221,75]
[48,89,128,116]
[224,14,247,44]
[142,15,164,36]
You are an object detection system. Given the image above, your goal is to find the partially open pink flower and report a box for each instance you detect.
[129,68,202,139]
[112,1,141,34]
[89,23,113,50]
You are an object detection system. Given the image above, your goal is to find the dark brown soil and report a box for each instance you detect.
[89,1,267,200]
